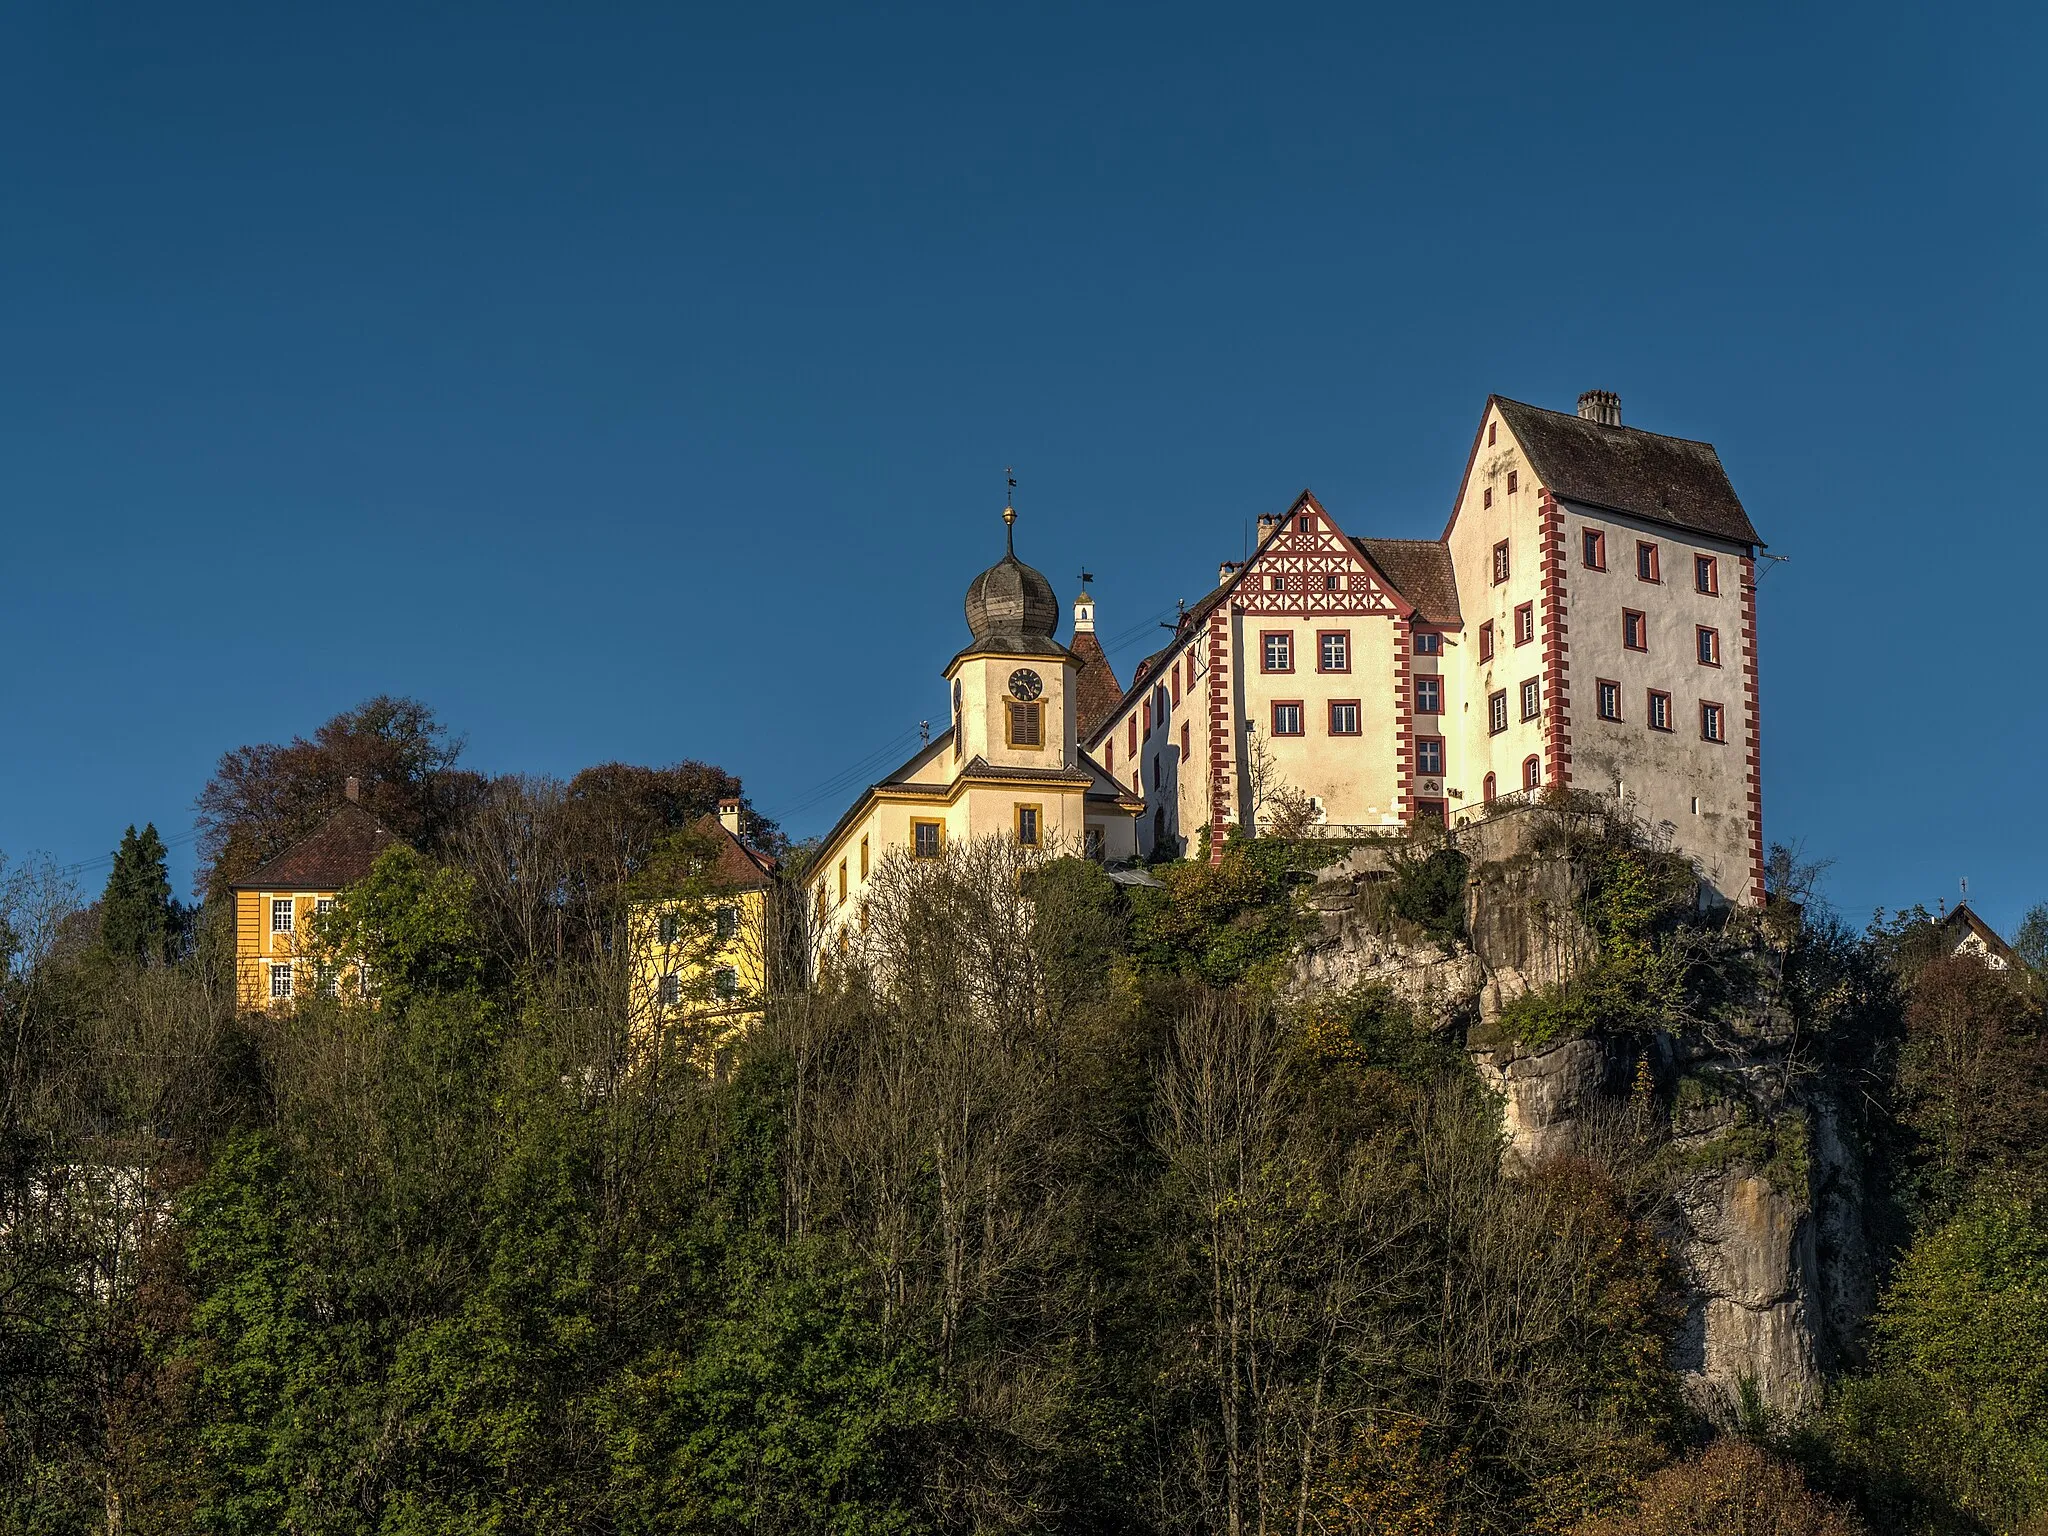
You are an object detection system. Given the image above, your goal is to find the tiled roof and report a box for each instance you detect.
[693,813,777,891]
[1070,628,1123,741]
[1492,397,1761,547]
[1355,538,1462,626]
[231,803,402,891]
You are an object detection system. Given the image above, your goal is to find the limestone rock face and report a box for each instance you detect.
[1468,1036,1616,1164]
[1283,807,1879,1426]
[1671,1169,1821,1417]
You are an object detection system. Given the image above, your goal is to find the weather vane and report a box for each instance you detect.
[1078,568,1094,588]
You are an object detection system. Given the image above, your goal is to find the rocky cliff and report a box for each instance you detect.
[1292,805,1878,1424]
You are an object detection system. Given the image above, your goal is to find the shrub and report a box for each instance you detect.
[1572,1438,1863,1535]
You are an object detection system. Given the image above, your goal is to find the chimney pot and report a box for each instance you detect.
[1218,560,1240,587]
[717,798,744,837]
[1256,514,1280,541]
[344,775,360,803]
[1576,389,1622,427]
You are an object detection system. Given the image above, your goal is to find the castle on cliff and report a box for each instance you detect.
[808,389,1765,943]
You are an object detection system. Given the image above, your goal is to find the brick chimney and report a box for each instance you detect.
[344,775,361,803]
[717,798,744,838]
[1256,513,1280,542]
[1577,389,1622,427]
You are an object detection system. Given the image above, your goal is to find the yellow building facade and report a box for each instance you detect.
[229,792,399,1011]
[809,507,1144,955]
[627,801,778,1046]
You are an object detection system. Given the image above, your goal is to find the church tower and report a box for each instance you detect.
[945,503,1080,772]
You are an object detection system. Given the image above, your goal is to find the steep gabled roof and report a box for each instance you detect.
[1070,628,1123,741]
[1354,538,1461,627]
[1485,396,1761,547]
[1937,902,2025,971]
[232,802,402,891]
[692,813,777,891]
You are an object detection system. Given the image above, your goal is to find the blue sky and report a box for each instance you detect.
[2,2,2042,929]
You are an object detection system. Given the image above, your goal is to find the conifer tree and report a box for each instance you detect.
[100,822,177,964]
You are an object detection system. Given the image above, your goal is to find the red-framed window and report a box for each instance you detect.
[1180,721,1190,760]
[1416,736,1444,775]
[1328,700,1361,735]
[1142,701,1152,735]
[1488,690,1508,735]
[1519,677,1540,721]
[1105,739,1115,772]
[1172,666,1182,705]
[1488,421,1497,446]
[1583,529,1606,570]
[1479,621,1495,661]
[1482,771,1497,804]
[1271,700,1305,736]
[1596,678,1622,721]
[1522,755,1541,790]
[1298,513,1317,533]
[1700,700,1727,743]
[1483,487,1494,510]
[1492,540,1510,584]
[1507,469,1518,494]
[1696,626,1721,667]
[1414,631,1442,655]
[1414,676,1443,714]
[1636,541,1661,582]
[1514,602,1535,646]
[1128,715,1138,757]
[1647,690,1673,732]
[1317,630,1351,672]
[1623,609,1648,651]
[1695,554,1719,595]
[1261,630,1294,673]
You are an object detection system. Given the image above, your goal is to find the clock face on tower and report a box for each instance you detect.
[1008,668,1043,702]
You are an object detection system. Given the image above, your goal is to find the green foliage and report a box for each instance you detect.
[2014,903,2048,975]
[316,844,486,1009]
[599,1240,944,1536]
[99,822,178,965]
[1819,1182,2048,1534]
[1491,845,1691,1049]
[1386,842,1470,943]
[1129,841,1313,987]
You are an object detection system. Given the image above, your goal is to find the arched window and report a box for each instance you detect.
[1482,772,1496,805]
[1522,755,1541,791]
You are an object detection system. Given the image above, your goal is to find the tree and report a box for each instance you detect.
[194,695,485,898]
[312,844,486,1011]
[99,823,179,965]
[1824,1182,2048,1534]
[1896,954,2048,1208]
[2015,902,2048,975]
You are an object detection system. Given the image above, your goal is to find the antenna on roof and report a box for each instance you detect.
[1961,876,1969,904]
[920,720,931,745]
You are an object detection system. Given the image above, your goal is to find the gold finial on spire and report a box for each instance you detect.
[1003,466,1017,553]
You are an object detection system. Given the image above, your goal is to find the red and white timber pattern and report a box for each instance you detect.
[1207,603,1234,866]
[1741,554,1764,905]
[1538,491,1573,790]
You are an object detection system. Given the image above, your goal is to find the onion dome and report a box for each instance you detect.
[963,505,1060,642]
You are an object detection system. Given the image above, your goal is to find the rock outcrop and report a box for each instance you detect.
[1288,805,1877,1424]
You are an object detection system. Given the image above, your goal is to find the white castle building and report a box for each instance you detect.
[809,389,1764,939]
